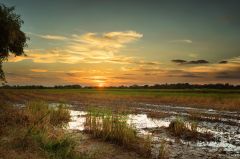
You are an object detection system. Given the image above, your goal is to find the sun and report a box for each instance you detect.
[98,83,104,87]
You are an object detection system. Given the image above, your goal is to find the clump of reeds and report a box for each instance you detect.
[49,104,71,127]
[168,118,214,141]
[85,108,137,145]
[168,118,187,136]
[84,107,152,157]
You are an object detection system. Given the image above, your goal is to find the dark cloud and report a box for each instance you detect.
[219,60,228,64]
[171,59,209,64]
[187,60,209,64]
[171,59,187,64]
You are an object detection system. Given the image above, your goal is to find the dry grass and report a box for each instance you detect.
[84,108,152,157]
[0,101,91,159]
[157,140,169,159]
[168,118,214,141]
[0,89,239,111]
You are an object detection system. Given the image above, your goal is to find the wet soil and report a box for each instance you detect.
[67,103,240,159]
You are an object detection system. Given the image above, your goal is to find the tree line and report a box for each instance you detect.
[0,83,240,89]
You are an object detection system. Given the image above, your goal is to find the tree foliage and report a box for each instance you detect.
[0,4,27,82]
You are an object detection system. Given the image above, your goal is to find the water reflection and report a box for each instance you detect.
[67,109,240,155]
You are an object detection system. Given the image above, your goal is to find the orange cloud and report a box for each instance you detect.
[9,31,143,64]
[30,69,48,72]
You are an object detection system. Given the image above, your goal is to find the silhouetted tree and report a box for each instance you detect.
[0,4,28,82]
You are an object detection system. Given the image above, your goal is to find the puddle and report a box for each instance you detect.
[68,110,87,131]
[67,111,171,132]
[13,102,240,156]
[67,109,240,156]
[128,114,171,129]
[13,103,26,108]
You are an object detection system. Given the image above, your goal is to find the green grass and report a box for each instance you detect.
[26,88,240,97]
[0,88,239,111]
[2,87,240,96]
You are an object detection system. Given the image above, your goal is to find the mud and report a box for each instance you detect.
[14,102,240,158]
[67,103,240,159]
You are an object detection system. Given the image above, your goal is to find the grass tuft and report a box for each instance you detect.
[158,140,168,159]
[168,118,214,141]
[84,107,152,157]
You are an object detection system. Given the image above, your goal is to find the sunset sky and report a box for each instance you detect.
[2,0,240,86]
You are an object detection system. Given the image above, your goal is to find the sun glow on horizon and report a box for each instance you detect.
[97,83,104,87]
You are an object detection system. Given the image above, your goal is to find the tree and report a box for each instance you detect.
[0,4,28,82]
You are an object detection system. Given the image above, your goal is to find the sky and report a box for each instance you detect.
[2,0,240,86]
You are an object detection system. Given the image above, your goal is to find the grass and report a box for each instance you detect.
[84,107,152,157]
[25,101,70,125]
[168,118,187,136]
[158,140,168,159]
[168,118,214,141]
[0,88,239,111]
[0,101,92,159]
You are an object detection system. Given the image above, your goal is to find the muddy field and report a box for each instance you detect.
[2,89,240,159]
[63,101,240,159]
[1,88,240,111]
